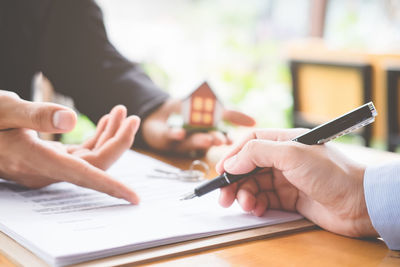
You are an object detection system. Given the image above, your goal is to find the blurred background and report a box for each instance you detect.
[67,0,400,150]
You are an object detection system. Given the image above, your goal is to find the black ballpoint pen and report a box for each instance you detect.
[180,102,378,201]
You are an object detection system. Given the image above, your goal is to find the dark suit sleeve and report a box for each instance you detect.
[38,0,169,146]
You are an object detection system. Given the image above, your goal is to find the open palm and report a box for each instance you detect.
[0,105,140,204]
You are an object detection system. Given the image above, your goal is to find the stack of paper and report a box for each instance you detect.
[0,151,302,266]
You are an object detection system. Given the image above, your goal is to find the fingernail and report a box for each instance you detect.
[224,155,237,171]
[53,110,75,131]
[128,194,140,205]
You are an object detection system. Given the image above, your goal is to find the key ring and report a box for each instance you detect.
[189,160,209,177]
[147,160,209,182]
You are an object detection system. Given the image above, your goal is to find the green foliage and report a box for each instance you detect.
[60,114,96,144]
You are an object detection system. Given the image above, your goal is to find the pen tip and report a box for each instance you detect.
[179,192,196,201]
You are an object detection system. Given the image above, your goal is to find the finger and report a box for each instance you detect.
[222,109,256,126]
[254,172,274,191]
[0,90,20,100]
[219,171,272,207]
[172,133,214,154]
[273,170,298,211]
[166,127,186,141]
[187,133,214,149]
[67,147,92,158]
[234,178,261,212]
[209,131,227,146]
[95,105,127,149]
[237,187,257,212]
[216,128,308,174]
[265,191,282,209]
[239,178,260,195]
[253,193,269,217]
[81,114,110,150]
[67,144,81,154]
[86,116,140,170]
[44,140,68,152]
[219,183,238,208]
[40,146,140,204]
[0,94,76,133]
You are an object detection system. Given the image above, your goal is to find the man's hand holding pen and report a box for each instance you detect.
[216,128,378,238]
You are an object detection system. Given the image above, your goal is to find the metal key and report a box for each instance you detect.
[148,169,204,182]
[147,160,209,182]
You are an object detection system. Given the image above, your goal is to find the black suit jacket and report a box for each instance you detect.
[0,0,169,145]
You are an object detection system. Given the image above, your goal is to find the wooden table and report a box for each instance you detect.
[1,143,399,267]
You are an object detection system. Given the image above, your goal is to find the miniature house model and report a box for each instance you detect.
[182,82,223,131]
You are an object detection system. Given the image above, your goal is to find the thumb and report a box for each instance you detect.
[5,98,77,133]
[223,139,299,174]
[223,109,256,126]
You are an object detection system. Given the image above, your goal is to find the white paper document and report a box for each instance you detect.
[0,151,302,266]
